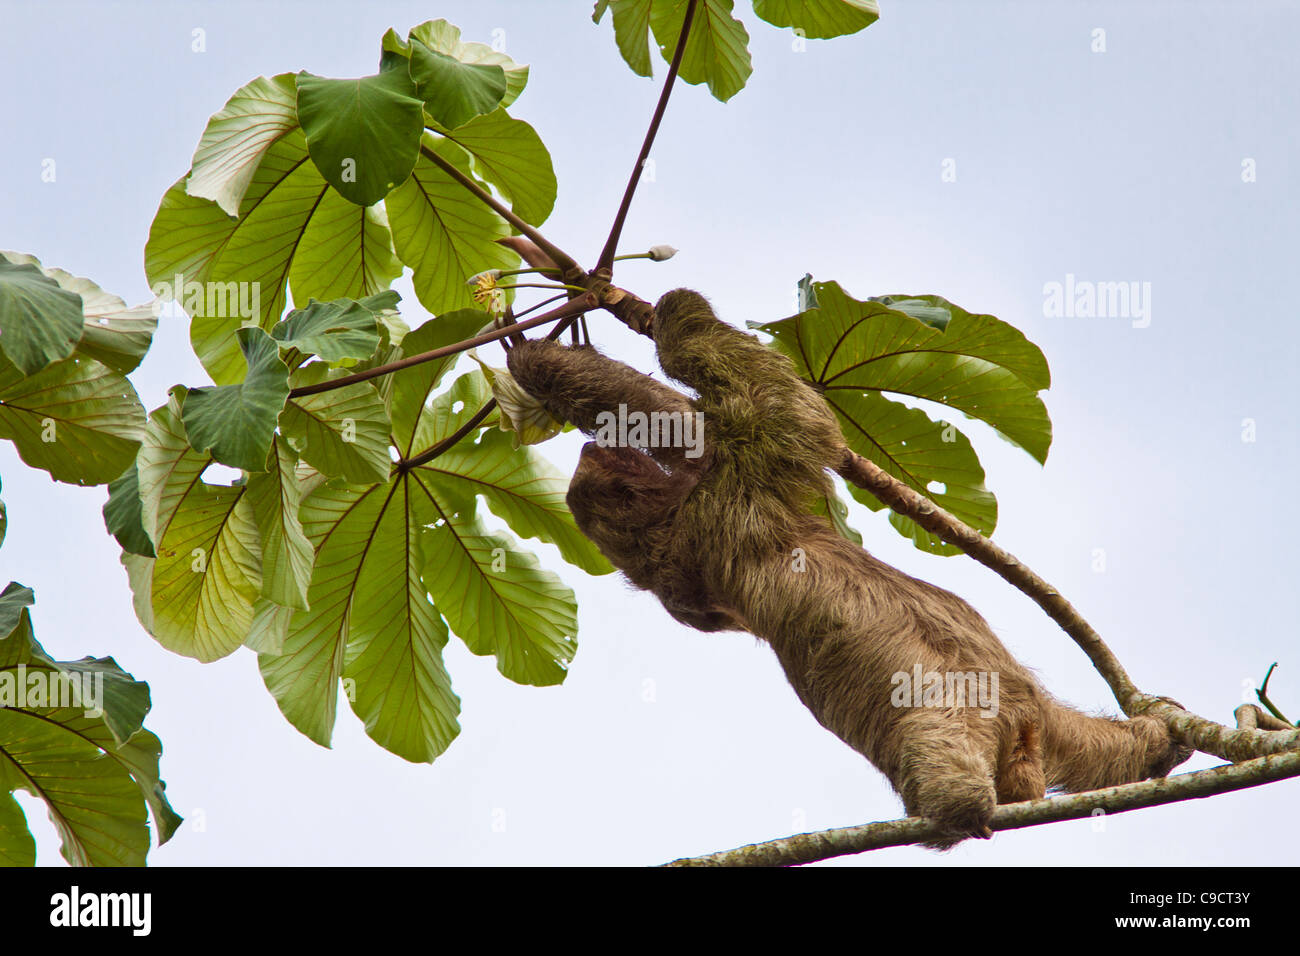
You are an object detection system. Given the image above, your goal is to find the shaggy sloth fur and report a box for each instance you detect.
[507,288,1191,847]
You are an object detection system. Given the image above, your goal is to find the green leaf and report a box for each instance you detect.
[418,515,577,687]
[0,581,35,639]
[421,427,613,575]
[753,0,879,39]
[649,0,753,102]
[0,595,181,866]
[289,199,403,312]
[147,127,401,385]
[381,20,529,109]
[187,73,300,217]
[870,293,1051,390]
[103,462,156,558]
[409,369,498,456]
[296,69,426,206]
[387,136,518,316]
[0,260,83,375]
[182,326,290,472]
[387,310,490,456]
[759,280,1052,463]
[755,280,1049,551]
[246,435,314,610]
[594,0,655,77]
[258,478,461,762]
[132,392,262,662]
[834,391,997,555]
[245,598,294,655]
[811,484,863,545]
[439,109,557,226]
[1,250,157,374]
[411,381,582,685]
[280,364,392,485]
[146,147,302,385]
[409,41,508,130]
[271,293,394,363]
[0,352,146,486]
[0,793,35,866]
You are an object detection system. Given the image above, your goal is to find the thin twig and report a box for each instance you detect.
[664,749,1300,866]
[401,398,498,471]
[286,295,596,398]
[595,0,700,274]
[1257,663,1294,725]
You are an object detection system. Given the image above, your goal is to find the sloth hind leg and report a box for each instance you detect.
[894,710,999,850]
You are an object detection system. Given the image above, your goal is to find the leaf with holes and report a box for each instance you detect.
[387,309,491,457]
[754,279,1049,552]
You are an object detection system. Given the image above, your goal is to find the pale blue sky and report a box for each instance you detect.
[1,0,1296,865]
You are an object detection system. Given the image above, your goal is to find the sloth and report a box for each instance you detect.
[507,288,1191,848]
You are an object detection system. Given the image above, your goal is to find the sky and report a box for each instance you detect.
[1,0,1297,867]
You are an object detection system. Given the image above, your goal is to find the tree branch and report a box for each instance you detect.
[664,749,1300,866]
[595,0,700,275]
[836,449,1300,762]
[286,294,596,398]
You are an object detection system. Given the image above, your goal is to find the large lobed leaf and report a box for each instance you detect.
[0,582,181,867]
[107,305,606,763]
[145,127,402,386]
[755,280,1051,553]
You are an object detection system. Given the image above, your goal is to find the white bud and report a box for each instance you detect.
[467,269,502,286]
[648,245,678,262]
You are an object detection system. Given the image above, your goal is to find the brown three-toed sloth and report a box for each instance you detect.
[507,288,1190,848]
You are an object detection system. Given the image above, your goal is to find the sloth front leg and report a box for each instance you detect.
[506,339,697,471]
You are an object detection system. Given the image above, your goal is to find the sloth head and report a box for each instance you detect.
[566,441,698,572]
